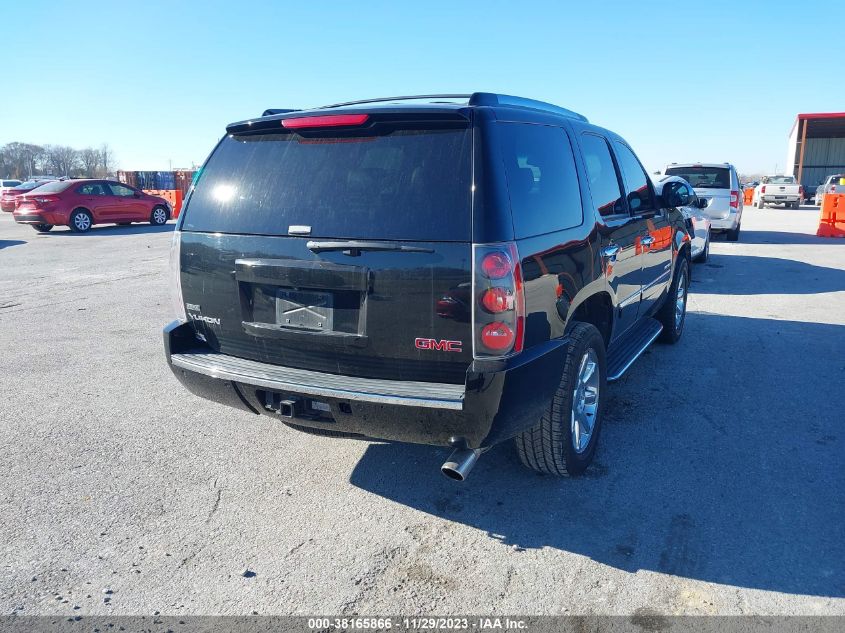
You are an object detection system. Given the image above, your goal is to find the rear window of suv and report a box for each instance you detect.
[181,126,472,241]
[664,166,730,189]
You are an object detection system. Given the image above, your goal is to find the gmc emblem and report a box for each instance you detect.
[415,338,463,352]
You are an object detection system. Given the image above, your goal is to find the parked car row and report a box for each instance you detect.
[1,177,60,212]
[5,178,172,233]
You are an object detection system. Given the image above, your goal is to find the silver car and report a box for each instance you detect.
[654,176,711,262]
[664,162,742,241]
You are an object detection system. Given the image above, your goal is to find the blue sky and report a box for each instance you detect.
[2,0,841,174]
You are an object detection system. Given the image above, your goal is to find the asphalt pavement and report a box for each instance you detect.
[0,206,843,617]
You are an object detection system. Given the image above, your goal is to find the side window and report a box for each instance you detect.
[613,142,654,213]
[109,183,136,197]
[580,133,625,217]
[498,122,583,237]
[77,183,107,196]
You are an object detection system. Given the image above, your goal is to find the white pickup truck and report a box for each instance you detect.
[754,175,802,209]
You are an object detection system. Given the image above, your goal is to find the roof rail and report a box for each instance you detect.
[315,94,473,110]
[306,92,588,122]
[469,93,588,122]
[262,108,300,116]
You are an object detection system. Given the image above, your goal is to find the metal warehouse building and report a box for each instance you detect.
[787,112,845,191]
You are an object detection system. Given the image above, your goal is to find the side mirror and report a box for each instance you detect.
[696,197,708,209]
[663,182,692,208]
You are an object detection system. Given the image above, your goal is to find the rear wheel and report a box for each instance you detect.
[726,223,740,241]
[69,209,93,233]
[515,322,606,477]
[32,223,53,233]
[756,199,765,209]
[657,255,689,344]
[150,206,169,226]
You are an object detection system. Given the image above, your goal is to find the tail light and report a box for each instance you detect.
[832,185,837,193]
[799,185,804,196]
[761,185,766,194]
[473,243,525,358]
[169,230,187,323]
[729,190,739,209]
[33,196,58,206]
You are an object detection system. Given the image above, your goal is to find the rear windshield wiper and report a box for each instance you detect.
[306,240,434,255]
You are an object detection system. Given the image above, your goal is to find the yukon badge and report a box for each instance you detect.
[188,311,221,326]
[415,338,462,352]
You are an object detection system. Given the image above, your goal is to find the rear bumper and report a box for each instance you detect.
[710,211,739,230]
[13,213,48,224]
[761,195,799,203]
[163,320,568,448]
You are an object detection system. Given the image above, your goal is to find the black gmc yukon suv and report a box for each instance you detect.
[164,93,692,481]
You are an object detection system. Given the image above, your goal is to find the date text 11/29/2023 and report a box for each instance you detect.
[307,617,528,630]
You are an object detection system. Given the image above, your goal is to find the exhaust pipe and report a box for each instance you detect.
[441,448,483,482]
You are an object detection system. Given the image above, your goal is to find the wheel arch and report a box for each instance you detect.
[567,291,613,349]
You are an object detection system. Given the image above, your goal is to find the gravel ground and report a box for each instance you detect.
[0,206,843,617]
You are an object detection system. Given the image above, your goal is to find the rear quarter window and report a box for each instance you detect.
[497,122,583,238]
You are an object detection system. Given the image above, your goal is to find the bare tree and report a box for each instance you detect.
[43,145,80,177]
[1,142,44,179]
[99,143,115,177]
[80,147,101,176]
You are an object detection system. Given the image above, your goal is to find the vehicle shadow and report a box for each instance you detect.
[0,239,26,250]
[692,253,845,295]
[349,313,845,598]
[737,230,839,245]
[49,223,175,237]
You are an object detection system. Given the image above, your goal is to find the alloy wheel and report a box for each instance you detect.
[74,213,91,231]
[675,267,687,329]
[571,348,600,454]
[153,208,167,224]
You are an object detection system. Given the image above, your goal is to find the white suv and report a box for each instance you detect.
[664,163,743,241]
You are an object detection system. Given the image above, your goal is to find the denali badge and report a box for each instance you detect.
[415,338,462,352]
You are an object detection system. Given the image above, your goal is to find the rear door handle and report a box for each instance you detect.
[641,236,655,246]
[601,244,621,258]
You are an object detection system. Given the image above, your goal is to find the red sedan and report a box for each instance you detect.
[13,179,171,233]
[1,180,55,212]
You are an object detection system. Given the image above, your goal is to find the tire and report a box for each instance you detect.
[657,254,689,344]
[32,223,53,233]
[756,199,765,209]
[693,230,710,263]
[69,209,93,233]
[726,223,740,241]
[150,206,169,226]
[515,322,607,477]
